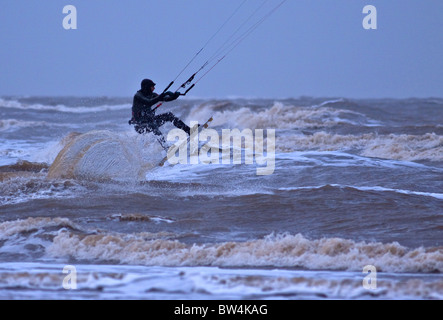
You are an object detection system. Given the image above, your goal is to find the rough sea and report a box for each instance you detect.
[0,96,442,300]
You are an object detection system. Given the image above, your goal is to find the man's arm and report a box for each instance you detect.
[162,91,181,102]
[135,91,165,107]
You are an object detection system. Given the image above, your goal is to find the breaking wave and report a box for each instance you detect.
[0,217,429,273]
[1,217,441,273]
[0,119,55,132]
[1,217,442,299]
[184,101,442,162]
[278,184,443,201]
[0,162,84,206]
[0,98,129,113]
[187,101,373,130]
[276,132,443,162]
[0,160,49,173]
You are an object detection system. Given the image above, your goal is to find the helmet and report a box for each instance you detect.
[141,79,156,90]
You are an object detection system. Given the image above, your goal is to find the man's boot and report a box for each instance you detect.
[173,118,191,136]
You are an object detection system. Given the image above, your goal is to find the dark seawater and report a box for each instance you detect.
[0,96,442,299]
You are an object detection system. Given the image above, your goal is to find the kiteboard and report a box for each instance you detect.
[158,116,213,167]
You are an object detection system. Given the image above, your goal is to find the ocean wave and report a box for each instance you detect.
[0,98,129,114]
[192,267,443,300]
[0,262,440,300]
[187,101,373,130]
[0,160,49,173]
[0,119,53,132]
[361,133,443,161]
[0,217,441,272]
[0,217,79,239]
[278,184,443,200]
[276,132,443,162]
[0,160,86,206]
[13,219,434,273]
[0,174,83,206]
[0,218,82,261]
[317,98,346,106]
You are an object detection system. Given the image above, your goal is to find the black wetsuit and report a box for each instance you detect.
[130,89,190,136]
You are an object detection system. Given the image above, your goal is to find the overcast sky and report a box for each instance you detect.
[1,0,442,99]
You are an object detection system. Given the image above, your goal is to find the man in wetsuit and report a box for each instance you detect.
[129,79,191,137]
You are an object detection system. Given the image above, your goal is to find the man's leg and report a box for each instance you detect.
[155,112,191,135]
[137,122,168,150]
[134,121,162,136]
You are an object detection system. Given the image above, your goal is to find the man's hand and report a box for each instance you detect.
[162,91,180,102]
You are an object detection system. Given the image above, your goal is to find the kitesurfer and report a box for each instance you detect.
[129,79,191,136]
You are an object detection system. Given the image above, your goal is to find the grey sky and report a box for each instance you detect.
[1,0,442,98]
